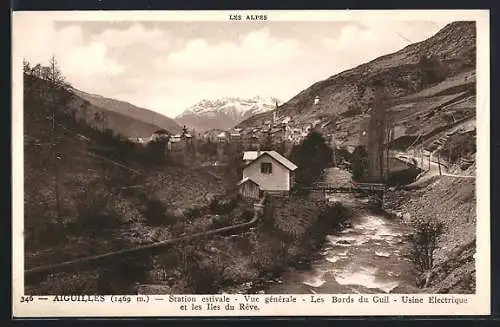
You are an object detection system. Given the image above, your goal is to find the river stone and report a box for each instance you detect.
[337,240,351,245]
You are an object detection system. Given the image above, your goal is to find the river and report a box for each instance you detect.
[262,193,418,294]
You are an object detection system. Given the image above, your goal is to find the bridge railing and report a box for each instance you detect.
[351,182,386,191]
[307,182,386,191]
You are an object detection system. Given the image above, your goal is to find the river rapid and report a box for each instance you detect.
[262,193,418,294]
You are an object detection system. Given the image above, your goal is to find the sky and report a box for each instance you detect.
[16,16,452,118]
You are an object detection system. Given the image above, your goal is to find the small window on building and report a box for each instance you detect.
[261,162,272,174]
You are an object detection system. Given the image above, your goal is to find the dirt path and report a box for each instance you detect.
[394,152,475,187]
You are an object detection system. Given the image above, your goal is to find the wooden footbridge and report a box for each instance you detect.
[303,182,386,193]
[299,181,387,206]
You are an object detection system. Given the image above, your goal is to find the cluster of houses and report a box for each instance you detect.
[128,126,196,165]
[129,126,194,150]
[200,103,327,148]
[129,95,352,155]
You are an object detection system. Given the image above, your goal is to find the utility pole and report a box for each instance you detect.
[437,151,442,175]
[420,144,424,168]
[385,117,392,181]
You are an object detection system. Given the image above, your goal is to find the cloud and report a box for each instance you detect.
[93,24,169,49]
[17,17,126,92]
[159,28,303,77]
[322,21,450,72]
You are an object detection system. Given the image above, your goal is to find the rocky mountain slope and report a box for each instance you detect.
[176,96,281,132]
[237,21,476,155]
[72,89,182,136]
[385,167,476,293]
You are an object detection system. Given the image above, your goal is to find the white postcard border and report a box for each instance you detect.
[12,9,491,317]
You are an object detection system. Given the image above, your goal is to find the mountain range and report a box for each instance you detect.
[72,89,182,137]
[175,96,281,132]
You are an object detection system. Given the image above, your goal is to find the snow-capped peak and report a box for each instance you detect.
[177,96,281,117]
[175,96,282,132]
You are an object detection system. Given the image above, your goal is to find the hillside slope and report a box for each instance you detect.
[73,89,182,136]
[24,73,225,271]
[237,21,476,159]
[175,96,280,132]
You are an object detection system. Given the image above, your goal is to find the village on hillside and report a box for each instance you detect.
[125,95,360,172]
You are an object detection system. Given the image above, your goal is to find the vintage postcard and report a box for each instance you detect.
[12,10,490,317]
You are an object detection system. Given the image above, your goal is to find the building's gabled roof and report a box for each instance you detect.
[237,177,260,186]
[243,151,298,171]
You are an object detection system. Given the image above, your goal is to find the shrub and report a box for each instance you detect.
[250,237,288,276]
[208,197,238,215]
[24,191,68,250]
[27,270,100,295]
[25,220,68,250]
[97,258,150,294]
[72,182,121,234]
[175,244,225,293]
[317,202,351,232]
[241,210,254,221]
[171,220,186,236]
[184,205,205,220]
[418,55,449,87]
[140,197,175,226]
[351,145,369,181]
[408,217,446,272]
[210,214,234,230]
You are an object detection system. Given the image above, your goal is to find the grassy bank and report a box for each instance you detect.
[139,194,353,294]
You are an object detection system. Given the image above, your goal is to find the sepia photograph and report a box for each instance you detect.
[12,10,490,316]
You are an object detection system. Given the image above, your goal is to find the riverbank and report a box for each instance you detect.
[146,193,354,294]
[223,167,423,295]
[384,171,476,293]
[257,192,422,294]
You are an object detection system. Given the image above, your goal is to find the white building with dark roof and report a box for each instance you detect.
[238,150,298,197]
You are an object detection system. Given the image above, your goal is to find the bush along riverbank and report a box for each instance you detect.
[140,193,353,294]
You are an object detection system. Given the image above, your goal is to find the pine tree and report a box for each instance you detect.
[47,55,67,220]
